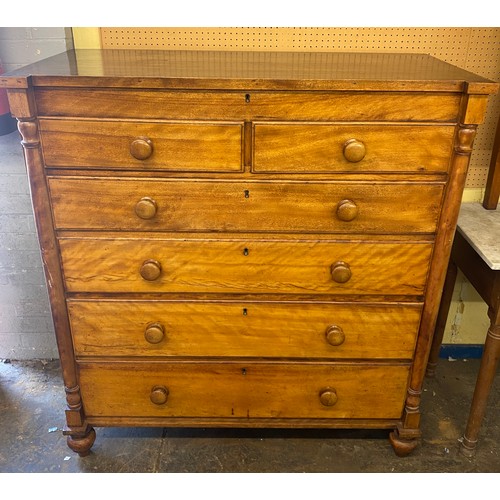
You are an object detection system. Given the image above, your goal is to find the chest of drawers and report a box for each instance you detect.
[2,49,497,457]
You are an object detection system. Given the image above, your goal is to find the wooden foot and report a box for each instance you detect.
[459,436,477,458]
[66,426,96,457]
[389,430,419,457]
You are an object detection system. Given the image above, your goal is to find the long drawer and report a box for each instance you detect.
[34,88,461,122]
[58,236,433,295]
[68,300,422,359]
[48,177,444,234]
[253,123,455,173]
[78,361,411,419]
[39,119,244,171]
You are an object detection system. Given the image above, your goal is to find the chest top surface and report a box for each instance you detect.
[0,49,498,94]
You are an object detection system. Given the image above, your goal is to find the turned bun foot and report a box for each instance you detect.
[66,427,96,457]
[389,430,419,457]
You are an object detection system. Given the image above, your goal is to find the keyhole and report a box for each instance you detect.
[244,190,250,198]
[242,368,247,376]
[243,248,249,256]
[242,308,248,316]
[245,93,250,103]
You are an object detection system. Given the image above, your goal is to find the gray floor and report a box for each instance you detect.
[0,357,499,473]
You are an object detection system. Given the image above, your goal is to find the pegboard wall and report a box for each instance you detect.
[100,28,500,188]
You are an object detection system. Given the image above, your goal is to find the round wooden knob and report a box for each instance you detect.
[319,388,338,407]
[144,322,165,344]
[135,197,158,220]
[336,199,358,222]
[130,137,153,160]
[140,259,162,281]
[150,385,169,405]
[331,261,352,283]
[325,325,345,346]
[343,139,366,163]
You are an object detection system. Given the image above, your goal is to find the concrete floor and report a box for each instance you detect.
[0,357,498,473]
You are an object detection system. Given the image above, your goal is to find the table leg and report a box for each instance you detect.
[460,306,500,457]
[426,260,458,377]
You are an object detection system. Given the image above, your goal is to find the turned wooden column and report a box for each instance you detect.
[7,88,95,456]
[390,121,478,456]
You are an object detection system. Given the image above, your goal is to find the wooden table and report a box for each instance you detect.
[427,115,500,457]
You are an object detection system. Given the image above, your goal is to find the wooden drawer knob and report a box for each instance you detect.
[135,197,158,220]
[325,325,345,346]
[331,261,351,283]
[140,259,162,281]
[319,388,338,407]
[144,322,165,344]
[336,199,358,222]
[343,139,366,163]
[150,385,169,405]
[130,137,153,160]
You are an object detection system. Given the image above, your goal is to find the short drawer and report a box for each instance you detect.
[68,299,422,359]
[48,177,444,234]
[78,361,410,419]
[253,123,455,173]
[59,236,433,296]
[39,119,243,171]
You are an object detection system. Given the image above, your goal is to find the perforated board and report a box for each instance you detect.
[100,28,500,188]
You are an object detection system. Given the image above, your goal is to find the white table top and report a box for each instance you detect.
[456,202,500,270]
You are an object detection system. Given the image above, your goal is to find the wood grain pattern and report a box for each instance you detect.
[67,299,422,359]
[253,123,455,173]
[2,50,497,94]
[48,177,444,234]
[78,361,410,419]
[58,236,433,295]
[39,119,244,171]
[34,88,462,122]
[2,48,496,456]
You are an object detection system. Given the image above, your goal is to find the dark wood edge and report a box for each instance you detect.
[483,113,500,209]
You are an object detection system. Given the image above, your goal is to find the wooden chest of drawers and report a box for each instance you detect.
[2,50,497,457]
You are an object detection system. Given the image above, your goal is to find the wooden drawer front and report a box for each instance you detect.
[78,362,410,419]
[59,237,433,295]
[35,88,460,122]
[49,177,444,234]
[38,119,243,171]
[253,123,455,173]
[68,300,422,359]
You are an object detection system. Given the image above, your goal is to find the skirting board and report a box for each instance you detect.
[439,344,484,359]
